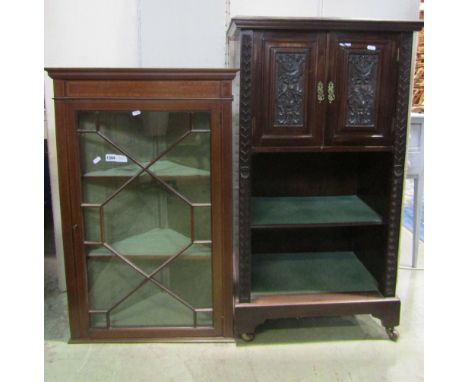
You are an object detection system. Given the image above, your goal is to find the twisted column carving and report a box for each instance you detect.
[383,34,413,296]
[238,32,253,303]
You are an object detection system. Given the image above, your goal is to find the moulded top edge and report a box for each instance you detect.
[45,68,239,81]
[227,16,423,38]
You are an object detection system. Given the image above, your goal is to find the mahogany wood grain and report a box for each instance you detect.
[47,69,236,342]
[231,18,422,339]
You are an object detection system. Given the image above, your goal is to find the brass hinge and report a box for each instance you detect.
[397,48,400,62]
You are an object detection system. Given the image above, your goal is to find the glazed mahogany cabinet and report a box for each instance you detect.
[47,69,236,341]
[227,18,423,341]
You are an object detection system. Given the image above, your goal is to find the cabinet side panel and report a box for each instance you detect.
[238,31,254,303]
[53,96,84,339]
[221,99,234,336]
[383,33,413,296]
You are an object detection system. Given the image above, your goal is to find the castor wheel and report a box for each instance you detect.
[240,332,255,342]
[385,327,399,341]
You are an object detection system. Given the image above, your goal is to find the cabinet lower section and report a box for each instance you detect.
[235,294,401,341]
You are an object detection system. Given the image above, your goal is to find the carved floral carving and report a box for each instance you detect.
[346,54,378,126]
[274,53,306,127]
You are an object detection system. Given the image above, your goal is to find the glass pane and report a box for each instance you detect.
[158,244,212,309]
[157,132,210,173]
[110,282,194,327]
[78,111,98,131]
[78,110,213,328]
[87,247,146,311]
[81,111,192,163]
[89,314,107,328]
[82,177,129,205]
[149,131,211,204]
[195,207,211,241]
[79,132,142,177]
[83,208,100,242]
[192,112,211,131]
[103,174,191,256]
[197,310,213,326]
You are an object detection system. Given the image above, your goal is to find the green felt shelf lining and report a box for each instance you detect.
[83,159,210,178]
[87,228,210,257]
[251,195,382,226]
[251,251,379,295]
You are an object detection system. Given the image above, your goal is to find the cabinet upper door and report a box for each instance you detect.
[326,32,398,146]
[67,105,227,338]
[253,32,326,147]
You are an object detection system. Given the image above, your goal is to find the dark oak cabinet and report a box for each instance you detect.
[241,24,411,150]
[326,32,398,146]
[256,31,326,147]
[228,18,423,341]
[47,69,236,341]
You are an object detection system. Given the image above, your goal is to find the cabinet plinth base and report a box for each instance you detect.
[235,293,400,341]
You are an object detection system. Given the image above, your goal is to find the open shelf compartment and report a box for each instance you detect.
[251,195,382,227]
[251,251,380,296]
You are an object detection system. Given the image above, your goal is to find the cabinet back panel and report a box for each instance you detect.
[252,153,359,197]
[252,227,352,253]
[252,152,390,196]
[356,152,392,220]
[353,227,388,292]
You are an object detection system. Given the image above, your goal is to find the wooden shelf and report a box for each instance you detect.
[251,251,379,296]
[251,195,382,228]
[83,160,209,179]
[87,228,209,257]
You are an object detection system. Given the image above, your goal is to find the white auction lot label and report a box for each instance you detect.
[105,154,128,163]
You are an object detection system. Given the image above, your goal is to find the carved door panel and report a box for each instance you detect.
[254,32,326,147]
[326,33,398,146]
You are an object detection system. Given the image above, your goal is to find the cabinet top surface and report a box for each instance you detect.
[45,68,238,81]
[228,16,423,38]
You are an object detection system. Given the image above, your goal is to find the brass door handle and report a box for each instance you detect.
[328,81,335,104]
[317,81,325,103]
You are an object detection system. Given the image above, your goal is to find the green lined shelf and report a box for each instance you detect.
[251,251,379,295]
[87,228,209,257]
[251,195,382,227]
[83,160,210,178]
